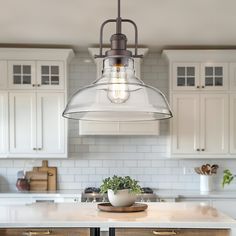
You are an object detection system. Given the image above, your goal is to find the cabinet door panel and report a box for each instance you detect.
[37,93,65,154]
[9,92,37,153]
[200,94,228,154]
[0,92,8,156]
[0,61,7,89]
[172,63,200,91]
[230,94,236,153]
[172,94,200,154]
[201,63,228,90]
[116,228,229,236]
[8,61,36,89]
[230,63,236,90]
[37,61,64,89]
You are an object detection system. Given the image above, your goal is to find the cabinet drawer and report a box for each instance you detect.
[0,228,90,236]
[116,228,230,236]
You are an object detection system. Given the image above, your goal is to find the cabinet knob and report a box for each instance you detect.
[202,85,205,88]
[201,148,205,151]
[33,148,37,151]
[32,84,36,87]
[37,84,41,87]
[196,86,200,88]
[196,148,200,151]
[38,148,42,151]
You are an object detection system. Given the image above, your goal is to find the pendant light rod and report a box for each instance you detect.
[95,0,142,59]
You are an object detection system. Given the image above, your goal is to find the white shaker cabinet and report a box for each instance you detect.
[0,61,7,89]
[9,92,66,157]
[230,94,236,153]
[36,61,64,90]
[172,94,200,154]
[36,93,65,155]
[172,93,228,156]
[9,92,37,154]
[0,92,8,157]
[172,62,228,91]
[200,94,228,154]
[8,61,36,89]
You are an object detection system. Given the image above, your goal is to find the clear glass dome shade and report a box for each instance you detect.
[63,58,172,121]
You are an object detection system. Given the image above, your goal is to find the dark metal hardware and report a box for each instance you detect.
[196,148,200,151]
[95,0,143,61]
[202,86,205,88]
[196,86,200,88]
[32,84,36,87]
[201,148,205,151]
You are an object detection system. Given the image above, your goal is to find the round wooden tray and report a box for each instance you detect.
[97,203,148,213]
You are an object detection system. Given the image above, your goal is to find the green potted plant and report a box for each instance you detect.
[100,175,142,207]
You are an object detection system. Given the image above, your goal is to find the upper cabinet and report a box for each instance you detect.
[0,48,74,158]
[173,62,228,91]
[0,92,8,157]
[0,61,7,89]
[37,61,64,89]
[163,50,236,158]
[8,60,64,90]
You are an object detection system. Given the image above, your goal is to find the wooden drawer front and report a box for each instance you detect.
[0,228,90,236]
[116,228,230,236]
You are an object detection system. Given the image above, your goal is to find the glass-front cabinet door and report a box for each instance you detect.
[37,61,64,89]
[173,63,199,90]
[8,61,36,89]
[201,63,228,90]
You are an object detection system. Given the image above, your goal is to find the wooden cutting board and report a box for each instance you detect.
[33,160,57,191]
[26,170,48,191]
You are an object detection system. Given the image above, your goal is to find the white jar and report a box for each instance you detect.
[200,175,213,193]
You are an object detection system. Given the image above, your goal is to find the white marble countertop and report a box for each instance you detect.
[154,190,236,199]
[0,202,235,229]
[1,189,236,199]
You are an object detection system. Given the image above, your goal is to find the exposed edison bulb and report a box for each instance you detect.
[107,66,130,104]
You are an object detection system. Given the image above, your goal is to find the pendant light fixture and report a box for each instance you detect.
[63,0,173,121]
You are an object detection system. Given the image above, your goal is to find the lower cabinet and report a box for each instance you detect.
[0,228,90,236]
[116,228,230,236]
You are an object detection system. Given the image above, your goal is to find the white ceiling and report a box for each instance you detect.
[1,0,236,51]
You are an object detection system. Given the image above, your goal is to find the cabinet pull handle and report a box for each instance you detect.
[153,231,177,235]
[37,84,41,87]
[22,230,51,236]
[32,84,36,87]
[33,148,37,151]
[196,86,200,88]
[201,148,205,151]
[196,148,200,151]
[202,85,205,88]
[38,148,42,150]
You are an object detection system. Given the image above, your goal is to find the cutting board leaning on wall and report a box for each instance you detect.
[33,160,57,191]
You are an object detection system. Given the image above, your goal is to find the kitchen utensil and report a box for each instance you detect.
[194,167,201,175]
[26,171,48,191]
[201,165,208,175]
[33,160,57,191]
[97,203,148,212]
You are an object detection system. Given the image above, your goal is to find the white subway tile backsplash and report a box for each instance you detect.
[1,51,234,192]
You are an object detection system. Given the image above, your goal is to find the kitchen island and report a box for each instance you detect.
[0,202,235,236]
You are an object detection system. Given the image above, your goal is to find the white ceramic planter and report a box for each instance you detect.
[108,189,137,207]
[200,175,213,193]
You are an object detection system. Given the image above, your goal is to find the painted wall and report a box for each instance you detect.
[0,51,235,192]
